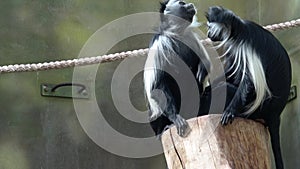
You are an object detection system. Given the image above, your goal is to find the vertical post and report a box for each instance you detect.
[161,114,272,169]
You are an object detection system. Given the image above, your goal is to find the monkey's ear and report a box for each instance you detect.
[159,0,169,13]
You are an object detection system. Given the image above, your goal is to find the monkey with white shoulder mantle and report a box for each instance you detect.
[205,6,291,169]
[144,0,211,137]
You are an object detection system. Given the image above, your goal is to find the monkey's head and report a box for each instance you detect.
[160,0,196,23]
[205,6,239,41]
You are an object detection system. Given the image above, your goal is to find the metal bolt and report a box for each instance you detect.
[43,85,49,92]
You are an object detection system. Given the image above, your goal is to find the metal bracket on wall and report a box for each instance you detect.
[288,85,297,103]
[41,83,89,99]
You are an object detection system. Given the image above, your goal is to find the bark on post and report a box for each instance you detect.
[161,114,272,169]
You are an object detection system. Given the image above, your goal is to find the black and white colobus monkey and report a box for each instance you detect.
[144,0,210,137]
[206,6,291,169]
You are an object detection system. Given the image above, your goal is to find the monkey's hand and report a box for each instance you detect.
[169,114,191,137]
[221,110,235,125]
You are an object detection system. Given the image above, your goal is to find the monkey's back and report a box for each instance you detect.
[244,21,292,120]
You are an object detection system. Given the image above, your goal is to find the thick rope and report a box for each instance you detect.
[263,19,300,31]
[0,18,300,74]
[0,49,149,73]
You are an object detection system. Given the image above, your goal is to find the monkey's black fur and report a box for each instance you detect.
[144,0,210,137]
[206,6,291,169]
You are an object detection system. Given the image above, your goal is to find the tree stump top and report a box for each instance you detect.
[161,114,272,169]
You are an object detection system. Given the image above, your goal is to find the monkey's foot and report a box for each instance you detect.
[172,115,191,137]
[221,111,235,125]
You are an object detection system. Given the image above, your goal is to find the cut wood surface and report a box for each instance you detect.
[161,114,272,169]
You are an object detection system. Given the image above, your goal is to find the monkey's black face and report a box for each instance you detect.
[205,6,233,41]
[161,0,196,22]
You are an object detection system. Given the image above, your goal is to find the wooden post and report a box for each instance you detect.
[161,114,272,169]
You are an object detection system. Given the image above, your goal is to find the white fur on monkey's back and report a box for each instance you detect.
[224,40,271,115]
[207,16,271,116]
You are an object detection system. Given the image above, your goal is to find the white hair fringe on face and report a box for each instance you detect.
[144,14,209,120]
[207,22,231,49]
